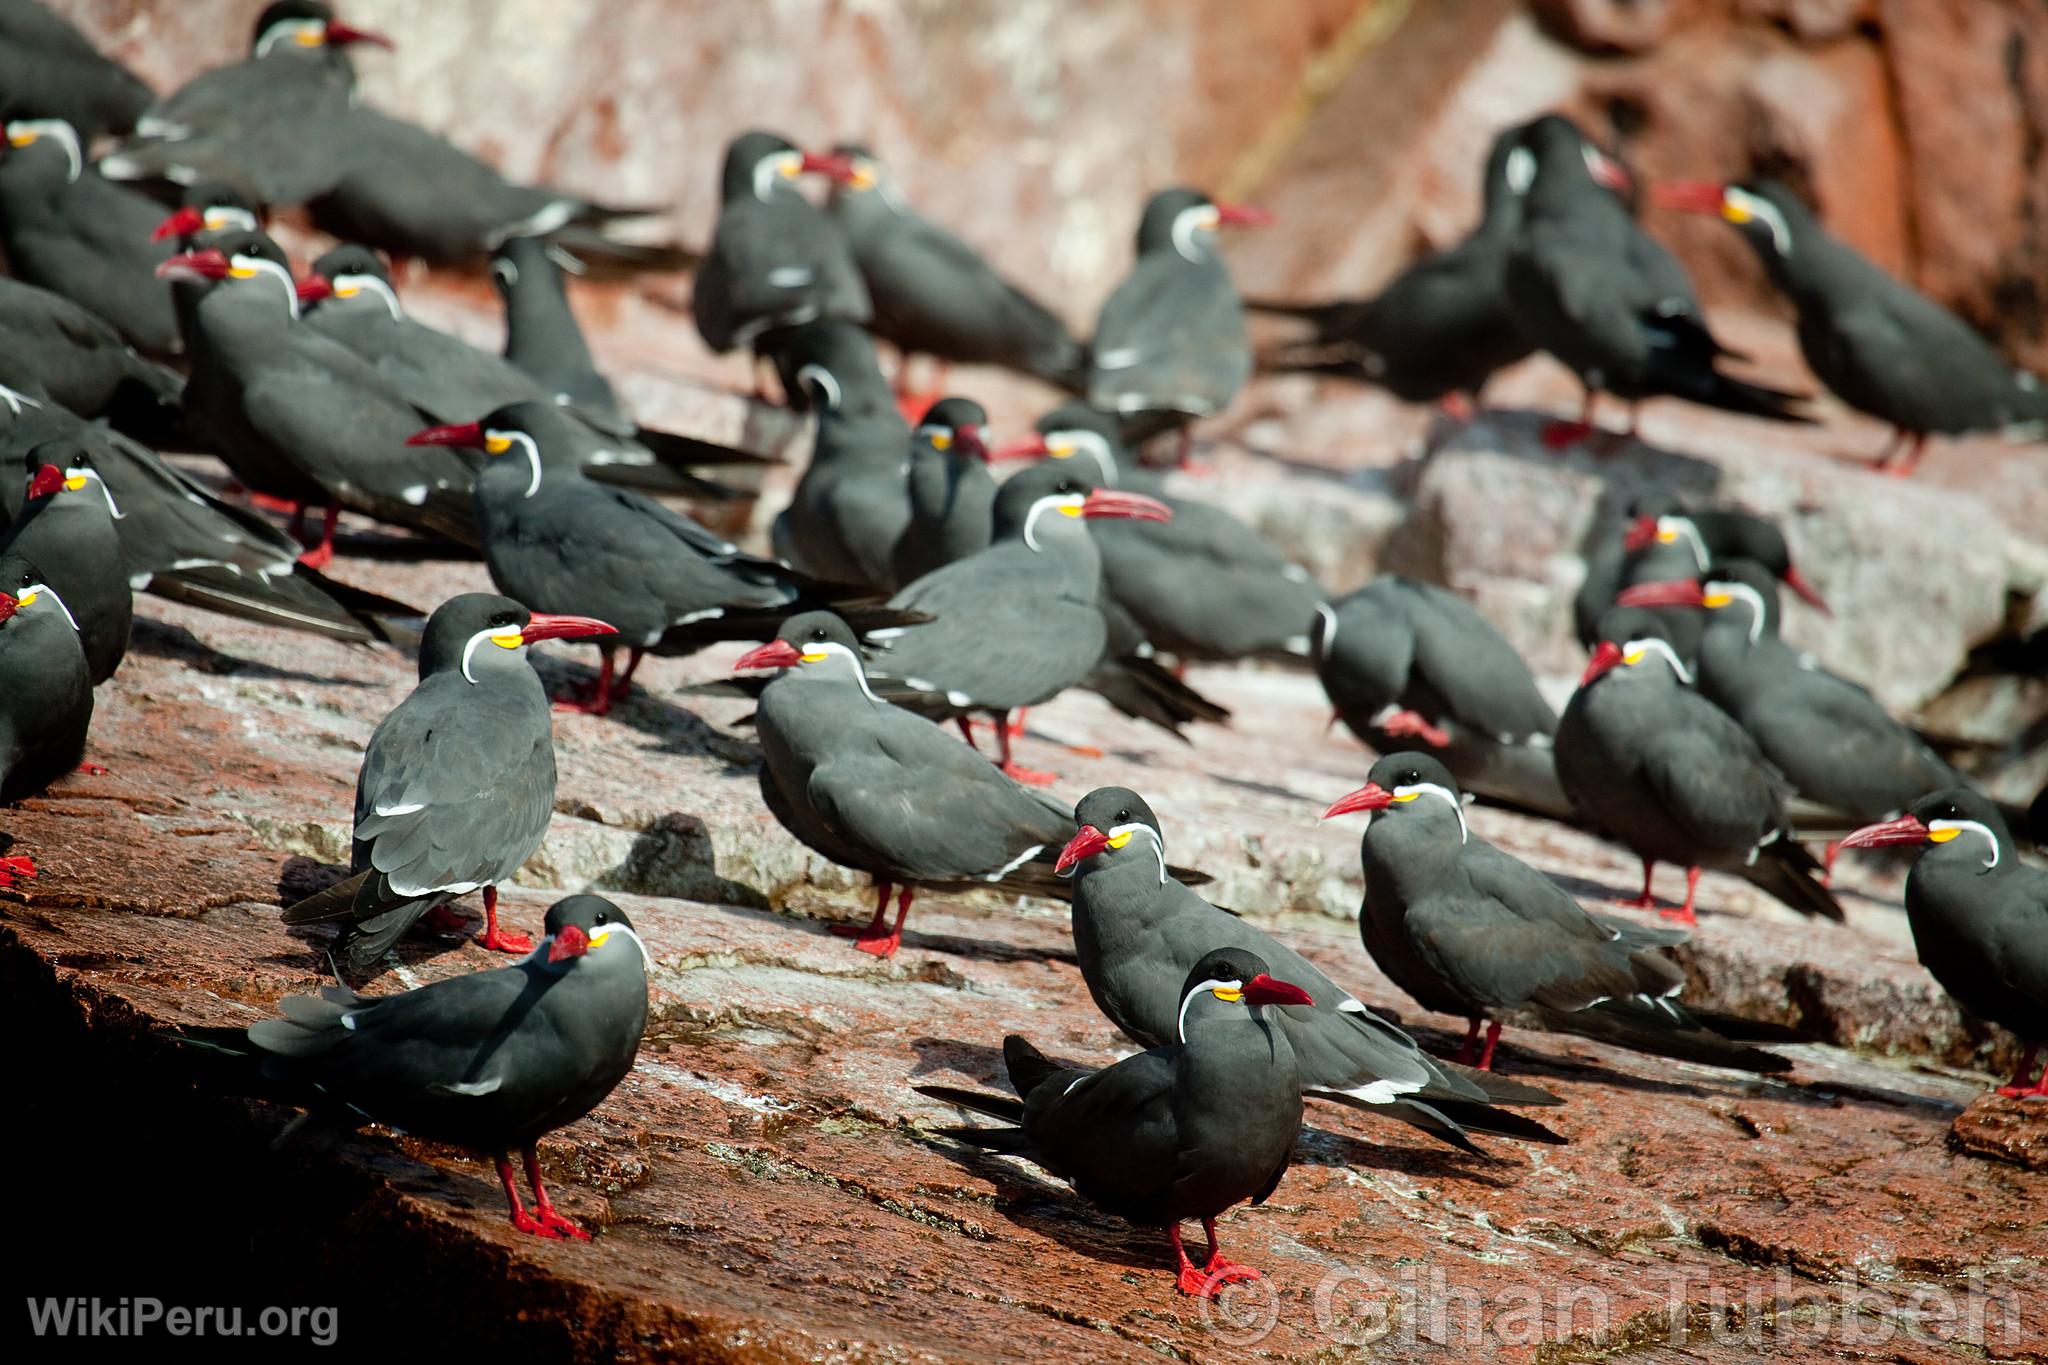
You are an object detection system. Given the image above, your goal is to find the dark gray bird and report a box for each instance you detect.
[0,114,179,354]
[1088,188,1270,465]
[0,276,183,435]
[1555,606,1843,925]
[99,1,388,205]
[0,550,91,823]
[1838,790,2048,1099]
[827,145,1085,395]
[1055,786,1563,1153]
[0,454,130,684]
[1003,402,1323,664]
[1249,122,1536,414]
[1655,179,2048,476]
[692,132,870,363]
[410,403,916,716]
[915,949,1309,1299]
[1503,115,1807,443]
[162,229,479,565]
[282,593,616,976]
[1311,575,1567,820]
[0,0,153,141]
[1573,499,1829,656]
[862,461,1175,782]
[765,321,914,591]
[734,611,1077,958]
[890,396,995,588]
[1325,752,1791,1075]
[1617,562,1958,873]
[490,235,629,430]
[190,894,648,1240]
[0,397,412,644]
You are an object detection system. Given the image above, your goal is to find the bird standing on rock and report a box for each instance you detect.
[916,948,1311,1299]
[283,593,617,976]
[1555,607,1842,925]
[1839,790,2048,1099]
[194,894,648,1240]
[0,549,93,891]
[1654,179,2048,476]
[1324,752,1790,1075]
[1503,115,1807,444]
[1088,187,1270,465]
[1058,786,1565,1152]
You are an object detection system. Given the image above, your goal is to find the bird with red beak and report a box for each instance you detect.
[282,593,617,976]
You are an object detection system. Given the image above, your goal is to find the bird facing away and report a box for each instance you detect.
[1654,178,2048,476]
[1839,790,2048,1098]
[195,894,649,1240]
[1555,606,1843,925]
[1324,751,1790,1075]
[281,593,616,976]
[915,947,1311,1298]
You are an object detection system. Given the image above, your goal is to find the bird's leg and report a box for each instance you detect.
[832,880,894,942]
[1821,838,1843,887]
[1475,1020,1504,1072]
[289,501,309,542]
[609,648,646,704]
[835,884,911,958]
[1542,387,1598,449]
[0,854,35,889]
[1453,1016,1481,1065]
[495,1153,566,1240]
[75,760,108,776]
[1881,432,1928,478]
[554,650,617,716]
[996,712,1057,786]
[1617,857,1659,910]
[475,885,533,954]
[1169,1224,1219,1297]
[1661,867,1701,925]
[296,505,341,570]
[523,1146,590,1240]
[1199,1217,1260,1285]
[1377,709,1452,748]
[955,716,984,753]
[244,490,300,516]
[1996,1043,2046,1099]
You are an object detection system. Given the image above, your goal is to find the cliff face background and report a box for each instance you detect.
[60,0,2048,369]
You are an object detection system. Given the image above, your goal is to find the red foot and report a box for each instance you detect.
[1176,1256,1261,1298]
[76,761,108,776]
[1201,1254,1261,1287]
[421,903,469,933]
[477,924,534,954]
[829,922,904,958]
[1614,893,1658,911]
[296,542,334,570]
[1994,1082,2048,1100]
[533,1204,590,1240]
[245,492,300,515]
[1541,420,1595,450]
[1658,904,1697,926]
[999,761,1058,786]
[552,688,614,717]
[0,854,35,889]
[1378,709,1451,748]
[509,1206,572,1240]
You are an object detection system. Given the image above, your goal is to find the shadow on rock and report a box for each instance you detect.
[129,617,381,687]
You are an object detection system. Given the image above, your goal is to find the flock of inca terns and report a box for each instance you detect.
[1,0,2045,1303]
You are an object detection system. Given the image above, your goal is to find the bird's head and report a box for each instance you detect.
[912,397,990,463]
[252,2,392,57]
[1508,113,1632,200]
[1622,509,1827,613]
[155,229,301,315]
[418,592,614,686]
[1134,186,1273,261]
[408,402,570,499]
[828,143,889,196]
[722,130,858,202]
[1839,788,2010,874]
[732,611,868,682]
[1651,179,1807,261]
[1617,561,1779,645]
[1056,787,1166,876]
[22,451,115,519]
[151,184,264,242]
[3,117,83,183]
[993,401,1127,485]
[991,461,1169,551]
[541,895,647,967]
[296,243,396,313]
[1579,607,1692,689]
[0,552,77,639]
[1176,948,1314,1042]
[1320,752,1468,842]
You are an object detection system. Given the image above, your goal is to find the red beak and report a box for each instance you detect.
[26,464,65,500]
[323,21,394,49]
[155,249,231,281]
[1214,202,1274,227]
[1242,973,1314,1008]
[405,422,484,448]
[519,613,616,644]
[1622,515,1661,553]
[1580,640,1625,687]
[1837,814,1930,850]
[1782,566,1830,615]
[1586,150,1634,195]
[547,923,589,963]
[991,434,1049,463]
[799,150,859,184]
[296,274,334,304]
[1080,488,1171,522]
[1650,180,1731,216]
[0,592,16,625]
[151,205,206,242]
[1320,782,1395,820]
[1614,579,1706,609]
[733,639,803,672]
[954,425,989,463]
[1055,824,1112,875]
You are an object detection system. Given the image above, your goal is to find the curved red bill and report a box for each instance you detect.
[1080,488,1171,522]
[324,21,393,49]
[799,150,858,184]
[296,274,334,304]
[520,613,616,644]
[406,422,484,448]
[1837,814,1930,850]
[1580,640,1625,687]
[1622,515,1661,553]
[1320,782,1394,821]
[154,249,231,282]
[26,464,65,500]
[0,592,15,624]
[1214,202,1274,227]
[733,639,803,672]
[1242,973,1314,1008]
[1055,824,1111,875]
[547,923,589,963]
[954,424,990,463]
[990,435,1049,463]
[1782,566,1830,615]
[151,206,206,242]
[1614,579,1706,609]
[1650,180,1730,216]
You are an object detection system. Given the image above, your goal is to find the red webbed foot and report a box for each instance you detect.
[998,762,1059,786]
[477,924,534,954]
[1377,709,1451,748]
[830,922,904,958]
[76,761,108,776]
[1201,1254,1261,1287]
[1657,905,1697,926]
[508,1206,571,1240]
[296,542,334,570]
[534,1206,591,1240]
[421,903,468,933]
[0,854,35,889]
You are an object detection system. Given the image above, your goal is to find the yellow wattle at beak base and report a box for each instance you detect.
[1106,830,1133,849]
[204,211,232,229]
[1057,502,1085,518]
[589,928,612,948]
[8,131,35,147]
[1211,986,1243,1003]
[1623,648,1646,666]
[1722,202,1752,224]
[483,434,513,455]
[336,284,360,298]
[228,265,259,280]
[929,432,952,451]
[16,592,38,607]
[1391,791,1421,803]
[1703,592,1733,608]
[62,476,87,492]
[1657,528,1679,544]
[1927,827,1961,843]
[491,632,524,649]
[1047,439,1075,458]
[799,650,830,663]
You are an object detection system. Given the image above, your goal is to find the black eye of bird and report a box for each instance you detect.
[810,628,828,642]
[1116,809,1130,823]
